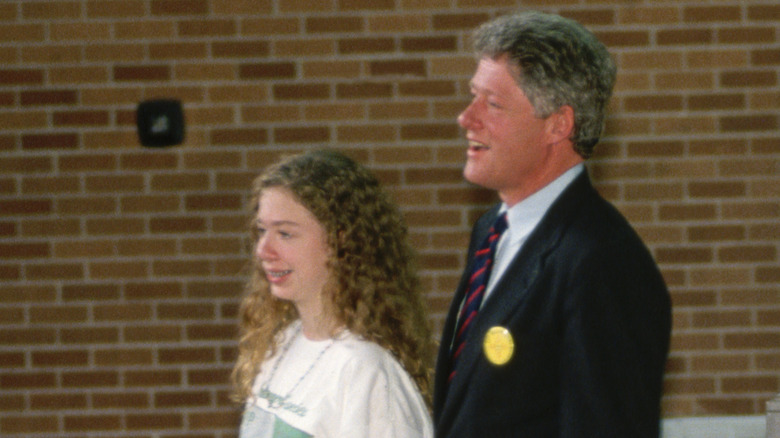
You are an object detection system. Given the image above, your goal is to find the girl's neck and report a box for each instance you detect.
[296,306,342,341]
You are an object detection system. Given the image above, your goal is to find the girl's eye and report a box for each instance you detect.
[256,226,266,236]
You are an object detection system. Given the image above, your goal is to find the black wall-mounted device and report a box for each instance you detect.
[136,99,184,147]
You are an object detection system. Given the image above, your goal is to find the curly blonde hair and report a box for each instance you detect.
[231,149,434,405]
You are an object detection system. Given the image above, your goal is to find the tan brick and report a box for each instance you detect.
[370,101,428,119]
[90,261,148,279]
[276,38,335,57]
[718,27,776,44]
[368,14,429,32]
[50,22,111,41]
[339,0,394,10]
[94,304,153,321]
[336,82,393,99]
[273,126,330,143]
[336,124,395,142]
[181,18,237,37]
[61,327,119,344]
[242,104,301,123]
[53,240,115,258]
[150,42,207,60]
[212,0,272,14]
[400,36,457,52]
[125,370,183,388]
[1,415,59,434]
[400,123,459,140]
[22,1,80,19]
[94,348,154,366]
[306,16,362,33]
[683,5,741,22]
[93,391,150,409]
[51,66,110,84]
[115,21,175,39]
[30,393,88,410]
[242,17,299,35]
[722,376,779,393]
[63,414,122,432]
[618,6,679,24]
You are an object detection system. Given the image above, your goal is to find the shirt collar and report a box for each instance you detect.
[500,163,584,245]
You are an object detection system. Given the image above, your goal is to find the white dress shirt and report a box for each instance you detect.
[482,164,584,304]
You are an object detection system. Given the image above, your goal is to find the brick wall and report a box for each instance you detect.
[0,0,777,436]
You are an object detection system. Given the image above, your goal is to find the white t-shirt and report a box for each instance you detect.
[240,321,433,438]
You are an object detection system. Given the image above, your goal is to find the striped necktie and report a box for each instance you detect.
[449,212,508,383]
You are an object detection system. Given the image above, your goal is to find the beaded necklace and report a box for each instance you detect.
[260,324,334,411]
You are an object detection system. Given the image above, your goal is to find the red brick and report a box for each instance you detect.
[0,372,57,389]
[721,114,778,132]
[0,69,44,85]
[32,350,89,367]
[0,242,49,258]
[155,390,211,407]
[689,181,746,198]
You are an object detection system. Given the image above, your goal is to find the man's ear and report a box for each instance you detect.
[546,105,575,144]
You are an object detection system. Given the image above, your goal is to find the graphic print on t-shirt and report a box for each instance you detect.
[240,404,311,438]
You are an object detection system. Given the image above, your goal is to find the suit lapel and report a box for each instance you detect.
[435,171,595,433]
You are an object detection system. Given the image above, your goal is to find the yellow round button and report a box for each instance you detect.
[483,326,514,365]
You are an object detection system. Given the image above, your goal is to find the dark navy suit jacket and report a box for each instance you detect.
[433,170,671,437]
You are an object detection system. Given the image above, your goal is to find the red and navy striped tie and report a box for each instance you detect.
[449,212,508,383]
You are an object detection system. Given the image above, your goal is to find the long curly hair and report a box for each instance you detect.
[231,149,434,405]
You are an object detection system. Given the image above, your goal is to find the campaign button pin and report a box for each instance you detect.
[483,326,514,365]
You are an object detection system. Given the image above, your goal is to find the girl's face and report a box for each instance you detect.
[254,187,332,315]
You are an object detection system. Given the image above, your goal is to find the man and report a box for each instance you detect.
[433,11,671,438]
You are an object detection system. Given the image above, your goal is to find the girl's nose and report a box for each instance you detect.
[255,235,276,261]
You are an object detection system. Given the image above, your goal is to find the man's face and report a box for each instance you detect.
[458,55,555,206]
